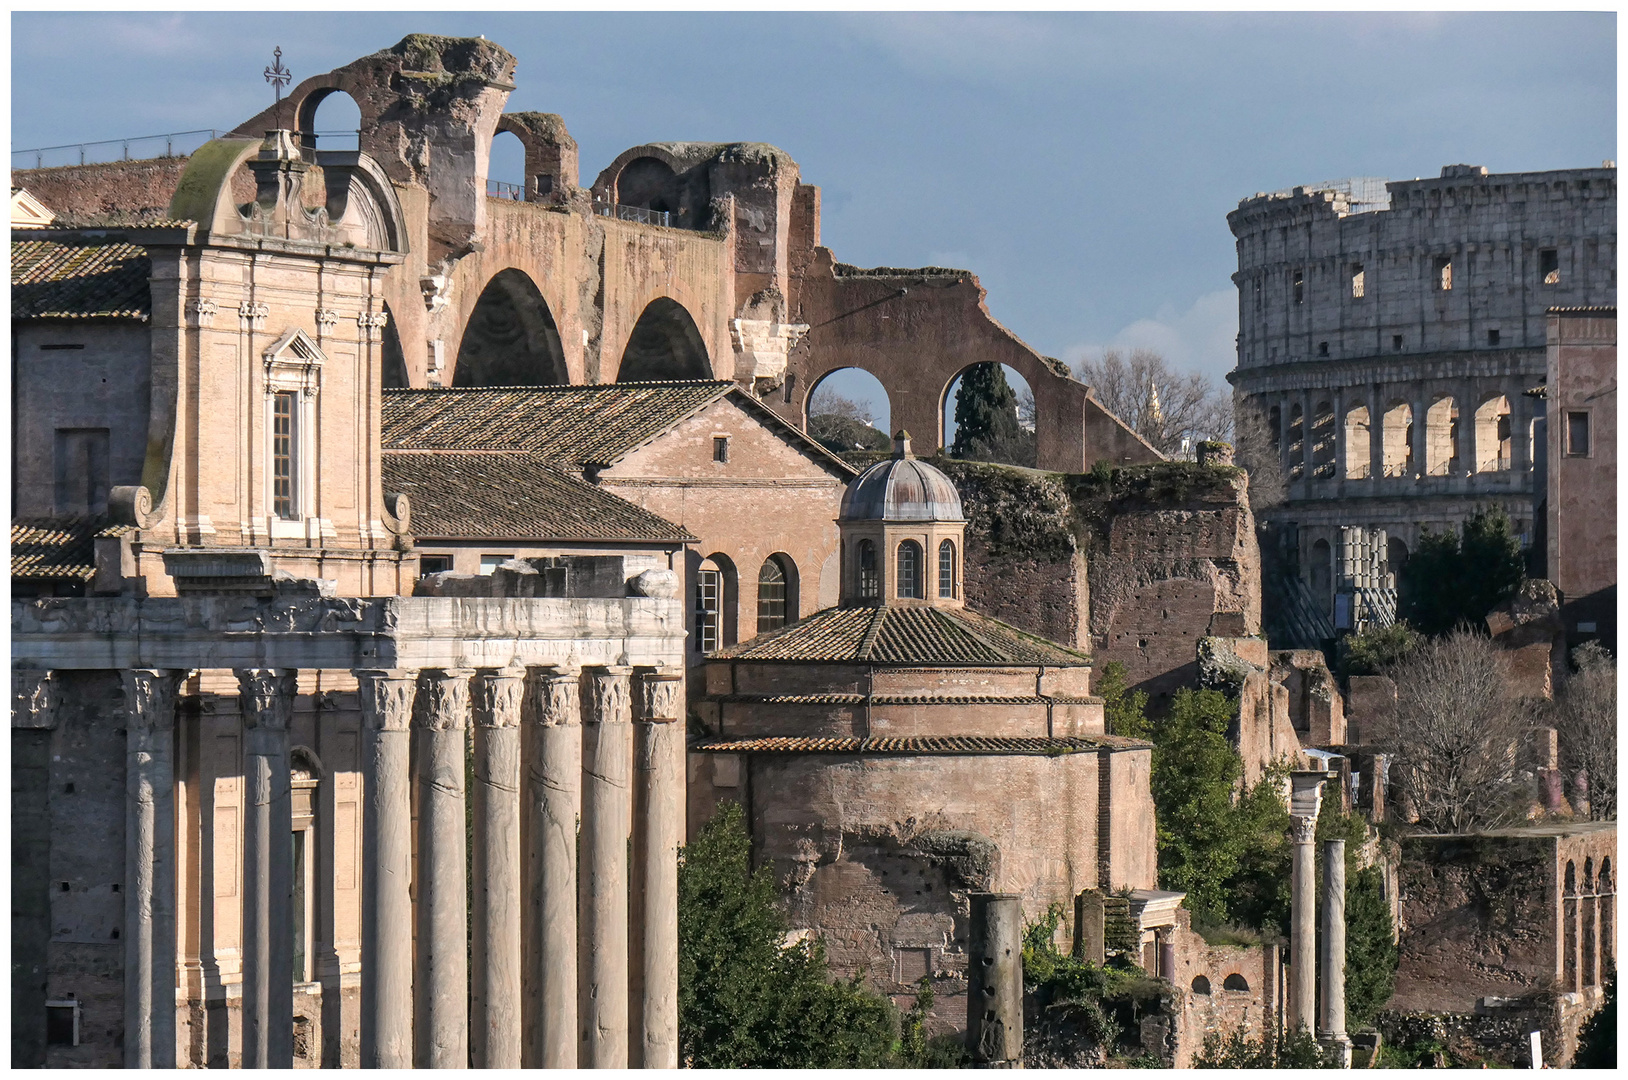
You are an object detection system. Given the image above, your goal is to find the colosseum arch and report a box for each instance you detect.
[1287,403,1305,478]
[453,269,568,387]
[1424,395,1458,476]
[1343,403,1372,479]
[1474,393,1514,473]
[1310,400,1336,479]
[616,157,681,216]
[616,298,711,382]
[1382,400,1414,477]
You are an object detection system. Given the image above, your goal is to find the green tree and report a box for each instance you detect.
[1150,689,1250,925]
[1398,505,1525,636]
[1343,865,1398,1027]
[678,802,897,1067]
[1097,660,1151,739]
[1336,621,1419,679]
[952,363,1036,466]
[1193,1024,1336,1068]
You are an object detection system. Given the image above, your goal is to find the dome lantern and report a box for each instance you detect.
[837,431,967,608]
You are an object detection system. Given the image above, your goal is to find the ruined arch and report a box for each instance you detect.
[1191,975,1212,995]
[616,157,681,215]
[453,269,567,387]
[1474,393,1513,472]
[941,362,1037,467]
[805,367,891,453]
[1222,973,1250,992]
[1424,395,1458,476]
[300,87,362,153]
[487,129,526,199]
[1382,400,1414,477]
[380,300,408,389]
[616,298,711,382]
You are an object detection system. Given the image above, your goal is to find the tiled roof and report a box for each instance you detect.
[11,517,131,580]
[694,734,1146,754]
[383,382,735,464]
[11,238,152,320]
[712,605,1093,666]
[383,452,693,542]
[718,693,1099,706]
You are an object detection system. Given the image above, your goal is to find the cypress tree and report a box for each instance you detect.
[952,363,1030,464]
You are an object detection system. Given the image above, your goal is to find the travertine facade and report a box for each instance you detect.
[1228,165,1616,615]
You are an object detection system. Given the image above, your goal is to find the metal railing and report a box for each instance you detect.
[598,203,671,228]
[14,128,224,170]
[487,179,525,201]
[308,129,360,153]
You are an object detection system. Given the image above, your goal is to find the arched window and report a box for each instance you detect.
[896,541,923,599]
[1222,973,1250,992]
[1191,975,1212,995]
[757,556,788,634]
[857,540,878,600]
[938,539,957,599]
[694,554,738,653]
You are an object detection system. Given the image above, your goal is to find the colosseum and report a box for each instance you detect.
[1228,164,1615,620]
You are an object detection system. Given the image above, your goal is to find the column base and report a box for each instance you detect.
[1318,1032,1353,1068]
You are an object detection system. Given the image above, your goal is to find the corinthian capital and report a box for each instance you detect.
[236,669,297,731]
[525,666,581,728]
[355,669,418,733]
[472,669,524,729]
[639,672,684,724]
[589,667,633,726]
[122,669,186,735]
[1290,816,1319,845]
[413,669,472,731]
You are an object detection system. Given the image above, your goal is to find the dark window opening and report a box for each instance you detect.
[858,539,878,600]
[40,343,86,351]
[757,557,788,635]
[1292,269,1304,305]
[1392,334,1404,352]
[1566,411,1591,456]
[418,554,452,577]
[1488,329,1501,346]
[1318,341,1329,357]
[1540,248,1560,285]
[1351,264,1365,299]
[534,174,554,197]
[1223,973,1250,992]
[713,436,730,463]
[46,1003,77,1046]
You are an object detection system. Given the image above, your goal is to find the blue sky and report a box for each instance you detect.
[12,11,1616,424]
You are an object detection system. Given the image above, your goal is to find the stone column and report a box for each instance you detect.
[1368,386,1385,482]
[579,667,633,1068]
[525,667,582,1068]
[413,669,472,1069]
[631,672,684,1068]
[355,669,417,1069]
[237,668,297,1069]
[1300,391,1316,481]
[1279,392,1294,480]
[1319,838,1352,1065]
[1459,382,1480,476]
[1288,770,1328,1036]
[1410,390,1429,479]
[966,893,1023,1066]
[471,669,524,1069]
[122,669,185,1068]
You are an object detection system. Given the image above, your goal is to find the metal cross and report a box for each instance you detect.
[264,45,292,103]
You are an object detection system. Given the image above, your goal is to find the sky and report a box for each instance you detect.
[10,11,1617,425]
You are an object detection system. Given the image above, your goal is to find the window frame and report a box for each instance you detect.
[713,435,730,463]
[756,556,788,635]
[261,328,324,535]
[695,567,721,653]
[896,540,923,600]
[937,539,957,599]
[1565,410,1592,457]
[857,539,878,599]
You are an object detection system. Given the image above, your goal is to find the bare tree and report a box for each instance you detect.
[1548,642,1616,820]
[1231,394,1288,510]
[1374,629,1531,834]
[1075,348,1232,458]
[806,389,888,453]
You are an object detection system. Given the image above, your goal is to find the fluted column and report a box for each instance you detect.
[631,672,684,1068]
[1287,771,1327,1036]
[122,669,185,1069]
[472,669,524,1069]
[356,669,417,1069]
[579,667,633,1068]
[413,669,472,1069]
[237,668,297,1069]
[1319,838,1352,1065]
[525,667,582,1068]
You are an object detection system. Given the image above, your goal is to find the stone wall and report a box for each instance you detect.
[1166,910,1283,1068]
[14,157,202,224]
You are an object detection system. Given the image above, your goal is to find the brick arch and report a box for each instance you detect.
[612,296,713,382]
[444,252,585,386]
[452,268,568,387]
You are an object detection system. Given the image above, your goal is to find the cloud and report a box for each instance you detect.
[1064,290,1239,387]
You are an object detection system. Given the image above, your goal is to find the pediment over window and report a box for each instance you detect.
[263,327,325,393]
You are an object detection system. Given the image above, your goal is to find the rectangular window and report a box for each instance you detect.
[1253,279,1263,311]
[1350,264,1365,299]
[1435,256,1453,291]
[1392,334,1404,352]
[1540,248,1560,285]
[1292,270,1304,305]
[479,554,511,575]
[272,391,297,520]
[1566,411,1591,456]
[45,1001,78,1046]
[713,436,730,463]
[419,554,453,577]
[1487,329,1500,346]
[1318,341,1329,357]
[695,569,721,653]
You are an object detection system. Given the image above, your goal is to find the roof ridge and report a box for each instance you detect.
[382,379,733,396]
[855,605,889,661]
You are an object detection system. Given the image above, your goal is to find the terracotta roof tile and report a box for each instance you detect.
[383,452,692,543]
[382,382,734,464]
[713,605,1092,666]
[694,735,1146,754]
[11,517,102,580]
[11,238,151,319]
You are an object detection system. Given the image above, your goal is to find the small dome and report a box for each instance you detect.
[839,431,965,522]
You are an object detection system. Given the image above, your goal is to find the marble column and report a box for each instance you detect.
[122,669,185,1069]
[580,667,633,1068]
[524,667,582,1068]
[1288,771,1328,1036]
[631,672,684,1068]
[355,669,417,1069]
[966,893,1024,1066]
[413,669,472,1069]
[472,669,524,1069]
[1319,838,1352,1065]
[237,668,297,1069]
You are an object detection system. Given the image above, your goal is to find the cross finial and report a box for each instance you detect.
[264,45,292,109]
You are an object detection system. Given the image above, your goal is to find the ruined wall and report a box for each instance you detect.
[936,460,1088,649]
[1072,463,1262,714]
[1166,910,1282,1068]
[13,158,227,224]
